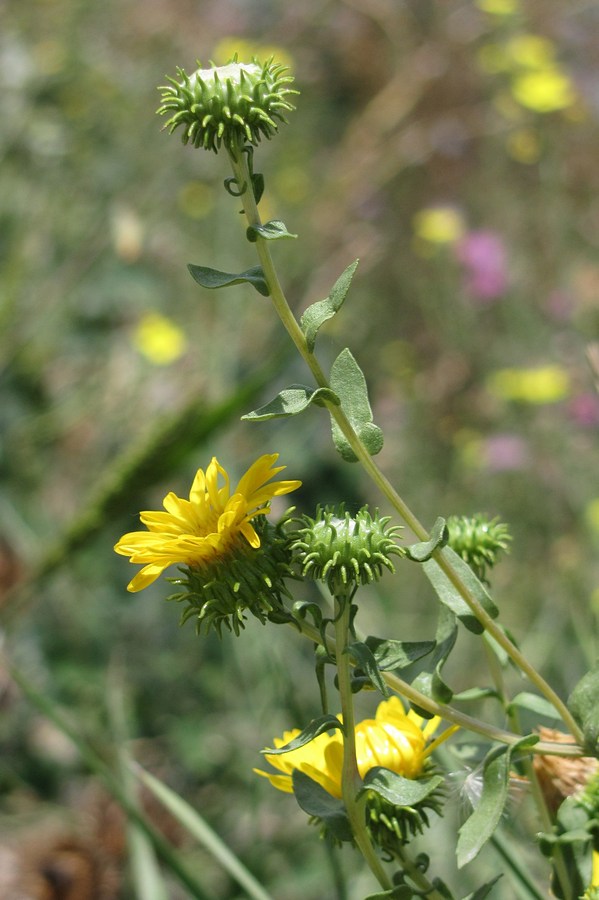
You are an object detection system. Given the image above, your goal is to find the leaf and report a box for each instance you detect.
[329,348,384,461]
[422,547,498,635]
[456,735,538,868]
[292,771,353,843]
[348,641,389,697]
[246,219,297,242]
[507,692,561,720]
[360,766,444,808]
[405,517,449,562]
[411,605,458,706]
[363,636,436,671]
[263,714,342,755]
[241,385,339,421]
[461,875,503,900]
[453,687,501,703]
[187,263,270,297]
[568,662,599,754]
[301,259,359,351]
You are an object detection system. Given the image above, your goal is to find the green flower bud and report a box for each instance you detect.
[365,779,445,857]
[446,514,511,583]
[166,517,295,637]
[289,505,404,592]
[157,56,298,153]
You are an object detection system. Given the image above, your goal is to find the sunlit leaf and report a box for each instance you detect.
[330,348,383,461]
[242,384,339,421]
[301,259,359,351]
[507,691,560,720]
[360,766,444,807]
[246,219,297,242]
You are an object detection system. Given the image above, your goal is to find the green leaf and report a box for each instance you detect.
[422,547,498,635]
[329,348,384,461]
[457,735,538,868]
[263,714,342,755]
[406,517,449,562]
[411,605,457,706]
[360,766,444,807]
[301,259,359,351]
[246,219,297,242]
[568,662,599,754]
[365,887,412,899]
[187,263,270,297]
[292,771,353,843]
[241,385,339,421]
[453,687,501,703]
[461,876,503,900]
[507,692,561,720]
[363,636,436,671]
[348,641,389,697]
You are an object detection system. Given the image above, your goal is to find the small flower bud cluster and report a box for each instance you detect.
[446,514,511,583]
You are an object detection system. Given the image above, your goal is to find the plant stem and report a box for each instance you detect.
[332,588,393,891]
[226,144,584,746]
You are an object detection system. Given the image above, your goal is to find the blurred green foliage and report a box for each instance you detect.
[1,0,599,896]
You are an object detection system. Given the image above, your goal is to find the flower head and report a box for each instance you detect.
[288,504,404,591]
[114,454,301,592]
[256,696,442,799]
[256,696,449,851]
[157,57,298,153]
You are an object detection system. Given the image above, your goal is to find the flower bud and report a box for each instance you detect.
[157,56,298,153]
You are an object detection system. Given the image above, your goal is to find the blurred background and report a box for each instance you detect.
[1,0,599,896]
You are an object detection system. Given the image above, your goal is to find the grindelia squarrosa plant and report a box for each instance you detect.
[108,55,599,898]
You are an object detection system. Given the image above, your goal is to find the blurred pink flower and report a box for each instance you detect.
[567,393,599,428]
[483,434,530,471]
[456,230,508,302]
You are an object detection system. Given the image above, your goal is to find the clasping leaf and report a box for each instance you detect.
[187,263,270,297]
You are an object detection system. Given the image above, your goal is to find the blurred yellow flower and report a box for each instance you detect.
[114,454,301,592]
[212,37,294,72]
[133,313,187,366]
[475,0,520,14]
[177,181,215,220]
[506,34,555,69]
[511,68,576,113]
[487,365,570,404]
[412,207,465,246]
[255,696,443,798]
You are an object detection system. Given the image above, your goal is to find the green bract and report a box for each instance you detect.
[157,57,298,152]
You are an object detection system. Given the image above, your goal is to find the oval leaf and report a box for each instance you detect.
[301,259,359,351]
[329,348,383,462]
[568,663,599,754]
[292,771,353,843]
[242,385,339,421]
[360,767,444,807]
[507,691,561,720]
[187,263,270,297]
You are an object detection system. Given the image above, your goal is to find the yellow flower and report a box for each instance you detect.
[412,206,465,246]
[255,696,444,799]
[475,0,519,15]
[114,454,301,592]
[487,365,570,404]
[511,67,576,113]
[133,312,187,365]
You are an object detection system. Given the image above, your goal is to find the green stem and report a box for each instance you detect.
[394,844,449,900]
[227,144,584,746]
[332,589,393,892]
